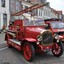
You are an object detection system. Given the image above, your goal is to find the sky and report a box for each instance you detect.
[47,0,64,14]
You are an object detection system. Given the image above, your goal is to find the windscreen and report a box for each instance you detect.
[23,18,45,26]
[50,22,64,29]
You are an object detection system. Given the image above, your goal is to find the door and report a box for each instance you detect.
[3,14,7,28]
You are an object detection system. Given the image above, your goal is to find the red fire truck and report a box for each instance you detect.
[5,4,63,61]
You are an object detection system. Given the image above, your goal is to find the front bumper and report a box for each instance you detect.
[37,43,54,52]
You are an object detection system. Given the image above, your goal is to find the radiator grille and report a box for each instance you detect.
[41,31,53,45]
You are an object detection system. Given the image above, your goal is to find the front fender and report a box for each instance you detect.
[23,38,36,42]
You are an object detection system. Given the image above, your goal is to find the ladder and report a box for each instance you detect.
[11,3,47,16]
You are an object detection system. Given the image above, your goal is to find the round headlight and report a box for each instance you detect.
[37,35,42,41]
[54,34,59,39]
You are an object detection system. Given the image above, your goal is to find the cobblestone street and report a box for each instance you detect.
[0,33,64,64]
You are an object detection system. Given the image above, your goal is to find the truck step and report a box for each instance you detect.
[9,39,21,45]
[7,32,16,37]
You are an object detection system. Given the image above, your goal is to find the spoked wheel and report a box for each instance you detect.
[52,41,63,57]
[23,42,35,61]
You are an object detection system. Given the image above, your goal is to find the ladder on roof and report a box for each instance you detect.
[11,3,47,16]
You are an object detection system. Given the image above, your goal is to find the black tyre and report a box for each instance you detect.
[52,41,63,57]
[23,42,35,61]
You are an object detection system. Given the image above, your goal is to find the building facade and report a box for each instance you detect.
[9,0,22,22]
[37,6,59,19]
[57,11,63,20]
[0,0,10,29]
[9,0,62,22]
[19,0,60,20]
[0,0,62,30]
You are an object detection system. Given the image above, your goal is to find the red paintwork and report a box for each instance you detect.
[5,20,54,53]
[37,43,54,52]
[45,21,64,41]
[24,26,44,39]
[23,43,32,60]
[52,43,61,54]
[9,40,21,51]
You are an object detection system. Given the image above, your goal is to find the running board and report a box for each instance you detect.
[9,39,21,45]
[7,32,16,38]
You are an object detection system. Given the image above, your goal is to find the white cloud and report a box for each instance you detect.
[47,0,64,14]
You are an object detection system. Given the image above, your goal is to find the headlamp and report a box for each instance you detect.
[54,34,59,39]
[37,35,42,41]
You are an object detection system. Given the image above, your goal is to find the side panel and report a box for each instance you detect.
[14,20,24,40]
[23,38,36,42]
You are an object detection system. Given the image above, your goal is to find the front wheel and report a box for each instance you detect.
[52,41,63,57]
[23,42,35,61]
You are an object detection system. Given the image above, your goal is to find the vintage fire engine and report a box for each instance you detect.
[45,19,64,42]
[5,4,63,61]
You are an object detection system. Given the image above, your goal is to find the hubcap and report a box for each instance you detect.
[53,44,61,54]
[24,44,32,60]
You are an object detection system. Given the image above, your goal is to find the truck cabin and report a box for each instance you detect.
[44,18,63,29]
[45,21,64,30]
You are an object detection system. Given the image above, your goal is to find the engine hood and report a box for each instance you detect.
[25,26,48,39]
[52,29,64,33]
[25,26,53,46]
[26,27,46,33]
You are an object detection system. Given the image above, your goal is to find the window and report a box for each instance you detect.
[44,10,45,16]
[39,10,41,16]
[11,3,15,12]
[25,0,27,1]
[35,9,38,16]
[3,14,7,27]
[16,2,19,12]
[16,2,21,12]
[10,0,15,12]
[25,6,28,9]
[41,10,42,16]
[1,0,5,7]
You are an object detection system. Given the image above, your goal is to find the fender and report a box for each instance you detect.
[23,38,36,42]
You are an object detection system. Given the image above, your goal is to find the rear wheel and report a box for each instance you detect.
[23,42,35,61]
[52,41,63,57]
